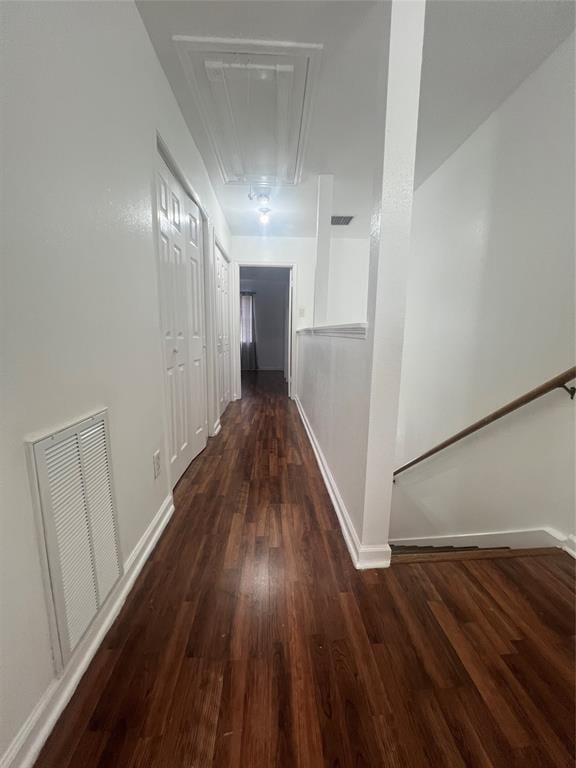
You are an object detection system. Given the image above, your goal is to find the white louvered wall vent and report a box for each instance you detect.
[28,410,123,668]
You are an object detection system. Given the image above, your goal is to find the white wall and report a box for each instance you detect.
[232,237,316,330]
[297,335,372,536]
[392,34,575,541]
[294,0,425,569]
[0,0,229,759]
[327,238,369,324]
[240,273,289,371]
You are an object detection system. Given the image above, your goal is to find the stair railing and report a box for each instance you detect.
[394,367,576,478]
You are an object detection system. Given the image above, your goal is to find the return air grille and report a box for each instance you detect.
[29,410,122,666]
[331,215,354,226]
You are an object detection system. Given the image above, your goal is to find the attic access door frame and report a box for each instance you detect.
[236,264,295,399]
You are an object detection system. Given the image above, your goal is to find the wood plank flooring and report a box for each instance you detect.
[35,372,575,767]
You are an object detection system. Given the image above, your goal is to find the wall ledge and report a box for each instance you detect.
[296,322,368,339]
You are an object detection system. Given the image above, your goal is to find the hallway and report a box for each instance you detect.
[35,373,574,767]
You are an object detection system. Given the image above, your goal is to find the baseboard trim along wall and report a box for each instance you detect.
[562,533,576,559]
[1,495,175,768]
[389,526,573,554]
[294,395,391,570]
[212,419,222,437]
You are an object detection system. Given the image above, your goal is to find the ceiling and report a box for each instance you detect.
[138,0,574,237]
[173,35,323,186]
[416,0,575,187]
[137,1,391,238]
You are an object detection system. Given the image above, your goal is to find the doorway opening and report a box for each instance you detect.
[239,266,293,397]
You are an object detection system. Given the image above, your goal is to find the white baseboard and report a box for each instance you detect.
[294,396,391,570]
[389,526,571,552]
[562,534,576,559]
[1,495,175,768]
[211,419,221,437]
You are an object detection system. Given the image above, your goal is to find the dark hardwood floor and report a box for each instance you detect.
[35,372,575,767]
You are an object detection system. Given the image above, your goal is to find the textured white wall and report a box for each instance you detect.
[0,0,229,758]
[327,238,370,324]
[232,236,316,329]
[392,34,575,540]
[297,334,372,536]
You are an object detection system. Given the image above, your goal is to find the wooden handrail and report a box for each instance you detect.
[394,367,576,478]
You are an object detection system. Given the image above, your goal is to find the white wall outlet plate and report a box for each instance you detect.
[153,450,161,480]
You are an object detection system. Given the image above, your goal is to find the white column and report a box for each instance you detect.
[362,0,426,552]
[313,174,333,326]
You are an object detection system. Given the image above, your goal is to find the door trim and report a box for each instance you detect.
[214,240,232,415]
[235,263,297,399]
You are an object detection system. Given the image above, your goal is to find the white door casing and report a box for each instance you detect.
[222,258,231,406]
[235,263,296,399]
[215,243,232,415]
[203,222,221,435]
[156,163,207,487]
[286,267,293,396]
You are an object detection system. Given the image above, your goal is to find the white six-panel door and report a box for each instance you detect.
[156,164,207,487]
[215,244,232,415]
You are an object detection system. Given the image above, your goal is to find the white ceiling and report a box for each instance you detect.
[416,0,575,187]
[137,1,391,238]
[138,0,574,237]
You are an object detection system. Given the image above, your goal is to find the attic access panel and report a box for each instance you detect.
[174,36,322,186]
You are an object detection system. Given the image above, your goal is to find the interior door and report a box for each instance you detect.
[215,248,224,414]
[215,245,231,416]
[156,163,207,487]
[222,259,231,405]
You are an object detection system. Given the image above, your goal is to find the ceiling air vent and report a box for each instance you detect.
[331,215,354,226]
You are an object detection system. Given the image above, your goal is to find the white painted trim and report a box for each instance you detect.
[389,526,571,552]
[562,534,576,559]
[172,35,324,52]
[1,495,175,768]
[297,323,368,339]
[156,133,208,220]
[204,223,220,435]
[236,262,297,399]
[212,420,222,437]
[229,263,241,401]
[294,395,391,569]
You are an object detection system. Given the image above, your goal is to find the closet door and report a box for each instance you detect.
[215,248,225,415]
[156,164,207,487]
[215,245,231,415]
[186,199,208,457]
[222,259,231,406]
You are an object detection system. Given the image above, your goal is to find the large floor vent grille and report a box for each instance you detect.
[28,410,123,667]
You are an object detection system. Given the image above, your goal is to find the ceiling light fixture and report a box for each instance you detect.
[249,187,273,225]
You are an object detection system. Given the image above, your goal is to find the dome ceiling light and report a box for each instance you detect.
[249,186,273,226]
